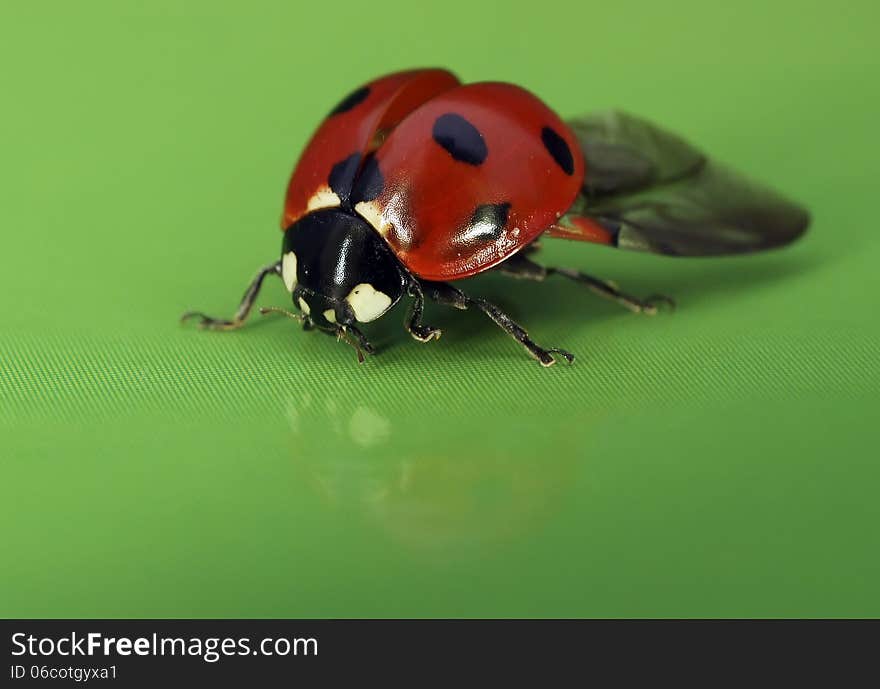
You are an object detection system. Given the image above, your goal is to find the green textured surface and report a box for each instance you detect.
[1,1,878,617]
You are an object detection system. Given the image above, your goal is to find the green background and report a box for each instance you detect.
[2,1,878,617]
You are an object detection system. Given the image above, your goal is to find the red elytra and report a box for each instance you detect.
[282,69,585,281]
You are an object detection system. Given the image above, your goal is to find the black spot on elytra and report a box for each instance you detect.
[541,126,574,175]
[468,202,511,240]
[432,113,488,165]
[350,153,384,204]
[328,86,370,117]
[328,152,384,206]
[328,153,362,200]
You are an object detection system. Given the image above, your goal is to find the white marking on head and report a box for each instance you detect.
[306,185,341,212]
[346,283,392,323]
[322,309,336,323]
[297,297,310,315]
[282,251,298,292]
[355,201,392,237]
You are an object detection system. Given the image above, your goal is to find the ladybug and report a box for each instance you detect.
[182,68,808,366]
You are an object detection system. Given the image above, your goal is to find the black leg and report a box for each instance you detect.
[499,253,675,315]
[420,280,574,367]
[181,260,282,330]
[404,281,442,342]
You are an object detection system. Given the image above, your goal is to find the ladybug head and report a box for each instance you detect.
[281,209,407,328]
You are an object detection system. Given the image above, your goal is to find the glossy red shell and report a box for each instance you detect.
[282,70,586,281]
[282,69,459,229]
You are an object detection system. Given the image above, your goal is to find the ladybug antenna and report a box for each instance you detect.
[259,306,306,323]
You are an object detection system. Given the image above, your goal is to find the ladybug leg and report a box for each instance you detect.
[404,281,442,342]
[419,280,574,367]
[550,267,675,315]
[496,252,547,281]
[181,260,282,330]
[499,254,675,315]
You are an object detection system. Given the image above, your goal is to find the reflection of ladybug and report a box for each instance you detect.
[183,68,809,366]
